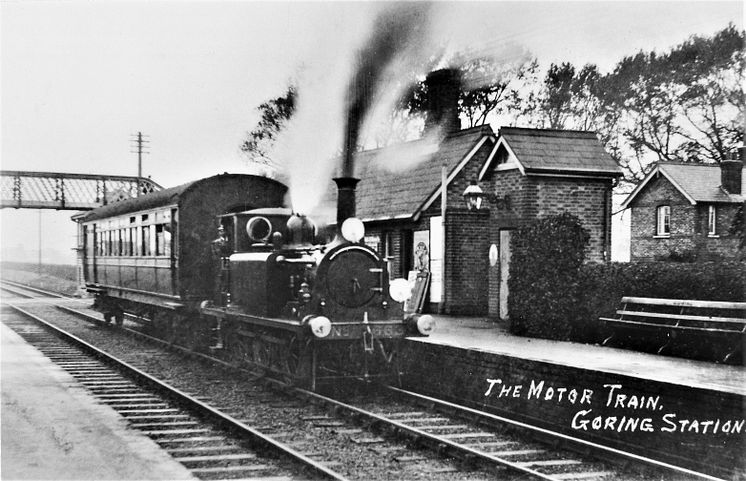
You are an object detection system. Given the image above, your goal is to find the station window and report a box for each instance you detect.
[708,205,717,236]
[496,145,510,165]
[656,205,670,236]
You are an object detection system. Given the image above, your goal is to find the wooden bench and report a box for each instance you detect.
[600,296,746,363]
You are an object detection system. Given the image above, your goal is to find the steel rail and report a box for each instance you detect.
[8,303,349,481]
[383,385,726,481]
[0,283,37,299]
[288,384,565,480]
[1,280,68,298]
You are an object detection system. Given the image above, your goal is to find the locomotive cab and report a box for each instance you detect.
[218,207,299,253]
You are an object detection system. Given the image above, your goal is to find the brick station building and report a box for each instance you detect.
[333,122,622,319]
[622,152,745,262]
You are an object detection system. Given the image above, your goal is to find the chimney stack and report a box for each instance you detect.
[720,148,744,195]
[424,68,461,135]
[333,176,360,227]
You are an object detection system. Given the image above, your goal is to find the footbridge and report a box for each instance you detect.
[0,171,162,210]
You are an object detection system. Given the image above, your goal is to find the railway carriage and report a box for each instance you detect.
[75,174,287,321]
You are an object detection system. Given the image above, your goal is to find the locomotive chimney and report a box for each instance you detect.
[423,68,462,136]
[720,148,744,195]
[333,176,360,227]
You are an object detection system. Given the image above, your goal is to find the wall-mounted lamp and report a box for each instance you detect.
[462,179,511,211]
[462,180,484,211]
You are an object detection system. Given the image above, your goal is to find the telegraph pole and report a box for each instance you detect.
[130,132,150,196]
[38,210,42,275]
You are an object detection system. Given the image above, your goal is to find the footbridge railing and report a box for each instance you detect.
[0,171,162,210]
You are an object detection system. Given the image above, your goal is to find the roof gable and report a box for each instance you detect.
[622,162,745,209]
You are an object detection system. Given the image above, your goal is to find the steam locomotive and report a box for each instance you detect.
[76,173,433,387]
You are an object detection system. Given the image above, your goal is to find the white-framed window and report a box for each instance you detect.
[656,205,670,236]
[708,205,717,236]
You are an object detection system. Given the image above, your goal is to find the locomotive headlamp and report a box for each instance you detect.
[416,314,435,335]
[341,217,365,243]
[405,313,435,336]
[306,315,332,338]
[389,278,412,303]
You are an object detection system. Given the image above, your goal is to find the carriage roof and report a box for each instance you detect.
[76,174,285,223]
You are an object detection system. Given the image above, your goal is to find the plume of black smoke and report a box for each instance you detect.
[341,3,432,178]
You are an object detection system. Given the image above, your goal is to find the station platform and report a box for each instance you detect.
[420,316,746,395]
[403,316,745,478]
[0,320,194,480]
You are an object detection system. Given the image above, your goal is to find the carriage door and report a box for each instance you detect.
[91,223,98,283]
[499,230,512,320]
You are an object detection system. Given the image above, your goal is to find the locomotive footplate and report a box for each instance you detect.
[199,306,304,333]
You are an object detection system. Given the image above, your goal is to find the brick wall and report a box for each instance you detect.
[630,175,742,261]
[484,169,614,262]
[403,340,744,478]
[444,209,490,315]
[693,203,742,260]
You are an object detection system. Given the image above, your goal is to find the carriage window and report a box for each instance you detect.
[141,225,151,256]
[86,227,95,258]
[94,227,101,256]
[125,229,129,255]
[155,224,172,256]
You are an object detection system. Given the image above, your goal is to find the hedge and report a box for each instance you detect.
[573,261,746,342]
[508,213,589,340]
[508,215,746,344]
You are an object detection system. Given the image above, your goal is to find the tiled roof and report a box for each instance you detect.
[327,125,621,222]
[500,127,622,175]
[351,125,495,221]
[659,162,745,203]
[622,162,745,208]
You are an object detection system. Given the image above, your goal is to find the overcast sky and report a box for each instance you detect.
[1,1,743,264]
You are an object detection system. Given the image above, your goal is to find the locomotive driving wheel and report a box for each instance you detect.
[225,330,252,367]
[252,337,271,368]
[283,336,313,386]
[284,337,298,373]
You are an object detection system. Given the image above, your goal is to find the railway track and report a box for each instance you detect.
[1,282,728,480]
[2,292,491,480]
[3,304,344,481]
